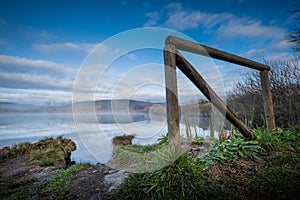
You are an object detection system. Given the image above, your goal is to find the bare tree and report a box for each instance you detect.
[228,59,300,128]
[286,6,300,52]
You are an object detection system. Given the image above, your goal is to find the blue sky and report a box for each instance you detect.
[0,0,298,105]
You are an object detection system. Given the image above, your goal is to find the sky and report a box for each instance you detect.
[0,0,298,105]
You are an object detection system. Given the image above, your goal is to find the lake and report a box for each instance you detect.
[0,113,212,164]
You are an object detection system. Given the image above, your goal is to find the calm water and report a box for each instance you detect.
[0,113,212,164]
[0,113,168,164]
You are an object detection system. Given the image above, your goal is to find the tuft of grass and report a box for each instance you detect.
[11,142,32,155]
[108,142,180,173]
[46,164,81,199]
[113,153,209,200]
[31,149,65,167]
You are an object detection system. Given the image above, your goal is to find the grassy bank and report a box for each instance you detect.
[0,136,83,200]
[113,128,300,199]
[0,136,76,166]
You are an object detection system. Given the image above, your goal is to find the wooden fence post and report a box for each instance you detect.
[260,70,276,131]
[164,44,181,153]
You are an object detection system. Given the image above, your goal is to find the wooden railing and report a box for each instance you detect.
[164,36,276,152]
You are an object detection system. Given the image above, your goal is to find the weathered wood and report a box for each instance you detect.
[175,50,255,139]
[260,70,276,131]
[166,36,270,71]
[164,44,181,153]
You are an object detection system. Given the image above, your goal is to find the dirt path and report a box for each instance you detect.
[69,164,127,199]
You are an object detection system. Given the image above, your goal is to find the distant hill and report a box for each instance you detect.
[0,102,39,113]
[0,100,166,114]
[73,99,166,113]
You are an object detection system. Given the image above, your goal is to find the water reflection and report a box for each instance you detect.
[0,113,213,164]
[96,113,149,124]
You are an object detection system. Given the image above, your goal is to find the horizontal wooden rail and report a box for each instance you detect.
[166,36,270,71]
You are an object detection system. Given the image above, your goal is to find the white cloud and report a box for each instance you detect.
[146,3,286,42]
[0,72,73,91]
[261,52,294,62]
[216,18,285,39]
[164,10,205,31]
[33,42,105,54]
[0,55,77,104]
[161,3,285,41]
[241,49,266,59]
[271,40,292,50]
[144,12,160,27]
[240,46,294,62]
[0,88,73,105]
[144,2,291,62]
[0,55,76,78]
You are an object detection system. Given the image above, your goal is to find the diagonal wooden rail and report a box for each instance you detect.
[164,36,276,152]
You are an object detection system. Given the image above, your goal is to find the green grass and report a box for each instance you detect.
[39,163,92,199]
[109,143,179,173]
[113,153,208,200]
[113,128,300,199]
[46,164,81,199]
[32,149,65,166]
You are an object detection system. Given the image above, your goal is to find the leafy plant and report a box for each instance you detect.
[204,138,263,164]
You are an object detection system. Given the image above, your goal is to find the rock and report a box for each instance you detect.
[184,141,211,157]
[104,169,128,193]
[69,164,128,199]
